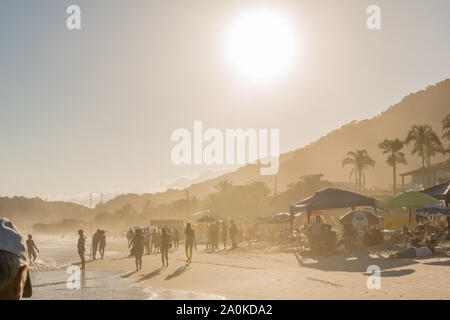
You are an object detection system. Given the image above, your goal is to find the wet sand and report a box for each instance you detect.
[87,239,450,300]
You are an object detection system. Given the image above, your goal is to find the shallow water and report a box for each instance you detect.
[27,235,227,300]
[27,235,146,300]
[30,269,147,300]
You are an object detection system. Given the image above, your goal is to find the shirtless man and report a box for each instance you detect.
[26,235,39,261]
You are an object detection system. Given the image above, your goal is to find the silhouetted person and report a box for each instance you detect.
[160,228,171,267]
[144,227,151,255]
[126,228,134,246]
[184,223,197,263]
[78,229,86,270]
[129,229,144,270]
[229,220,238,249]
[99,230,106,259]
[150,229,158,254]
[91,229,101,260]
[26,235,39,261]
[173,228,179,250]
[222,221,228,250]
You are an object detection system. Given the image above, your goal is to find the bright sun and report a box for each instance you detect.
[227,9,297,81]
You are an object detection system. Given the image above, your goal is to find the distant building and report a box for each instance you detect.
[400,160,450,188]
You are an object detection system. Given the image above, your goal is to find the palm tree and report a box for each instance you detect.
[342,150,376,192]
[442,114,450,154]
[405,124,443,167]
[214,180,233,193]
[378,138,407,194]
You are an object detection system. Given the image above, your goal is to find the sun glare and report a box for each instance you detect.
[227,9,297,81]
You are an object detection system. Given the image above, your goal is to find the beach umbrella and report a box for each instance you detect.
[415,204,450,215]
[339,210,381,227]
[272,212,291,224]
[383,191,440,226]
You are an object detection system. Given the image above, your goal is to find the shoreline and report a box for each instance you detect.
[84,238,450,300]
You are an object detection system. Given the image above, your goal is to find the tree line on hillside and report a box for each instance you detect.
[342,114,450,194]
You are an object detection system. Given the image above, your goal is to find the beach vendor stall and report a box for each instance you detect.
[290,188,378,223]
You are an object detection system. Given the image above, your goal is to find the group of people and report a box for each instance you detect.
[75,220,239,273]
[127,226,181,256]
[128,223,197,270]
[76,228,107,270]
[206,220,238,251]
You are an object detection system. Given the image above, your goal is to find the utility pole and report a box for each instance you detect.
[274,176,278,195]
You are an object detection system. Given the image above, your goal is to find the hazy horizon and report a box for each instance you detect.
[1,0,450,200]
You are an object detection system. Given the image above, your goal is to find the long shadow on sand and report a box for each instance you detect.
[138,267,165,282]
[295,250,417,274]
[112,255,133,261]
[121,270,138,278]
[379,269,415,277]
[165,264,190,280]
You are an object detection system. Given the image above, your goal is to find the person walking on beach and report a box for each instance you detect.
[129,229,144,270]
[99,230,106,259]
[184,223,197,264]
[229,220,238,249]
[144,227,151,255]
[172,228,180,250]
[77,229,86,270]
[126,228,134,246]
[222,221,227,250]
[91,229,101,260]
[160,228,171,267]
[26,235,39,261]
[150,229,157,254]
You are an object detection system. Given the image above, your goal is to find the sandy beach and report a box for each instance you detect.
[85,239,450,300]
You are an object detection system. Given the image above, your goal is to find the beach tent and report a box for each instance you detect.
[383,191,440,226]
[420,181,450,207]
[289,188,377,223]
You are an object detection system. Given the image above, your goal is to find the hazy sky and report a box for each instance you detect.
[1,0,450,201]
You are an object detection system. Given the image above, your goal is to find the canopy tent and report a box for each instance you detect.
[420,181,450,207]
[383,191,440,226]
[289,188,377,223]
